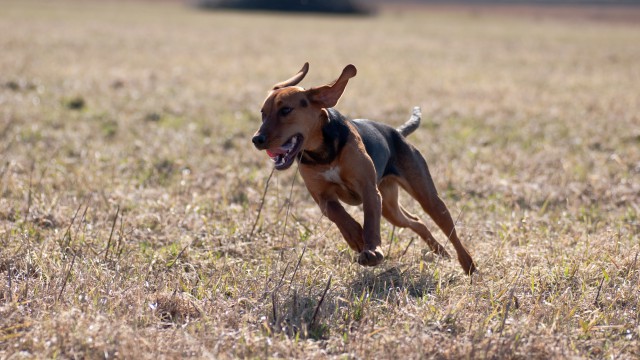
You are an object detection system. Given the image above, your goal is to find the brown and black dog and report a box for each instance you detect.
[252,63,476,275]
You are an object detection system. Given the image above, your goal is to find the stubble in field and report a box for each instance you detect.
[1,1,639,358]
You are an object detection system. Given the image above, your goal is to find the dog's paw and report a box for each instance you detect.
[357,248,384,266]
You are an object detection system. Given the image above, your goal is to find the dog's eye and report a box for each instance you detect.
[279,107,293,117]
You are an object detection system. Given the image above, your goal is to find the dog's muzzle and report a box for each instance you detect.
[252,134,267,149]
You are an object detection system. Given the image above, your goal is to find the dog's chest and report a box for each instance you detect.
[321,166,343,184]
[314,165,362,205]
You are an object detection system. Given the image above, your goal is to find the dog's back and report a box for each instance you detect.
[350,107,422,182]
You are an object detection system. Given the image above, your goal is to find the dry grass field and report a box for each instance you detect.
[1,0,639,358]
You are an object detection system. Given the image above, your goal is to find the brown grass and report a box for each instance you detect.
[1,0,639,358]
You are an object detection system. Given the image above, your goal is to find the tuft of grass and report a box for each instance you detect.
[62,96,86,110]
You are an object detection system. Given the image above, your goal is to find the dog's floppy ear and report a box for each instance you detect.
[306,64,357,108]
[272,62,310,90]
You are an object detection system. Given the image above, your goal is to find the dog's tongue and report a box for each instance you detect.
[266,148,286,158]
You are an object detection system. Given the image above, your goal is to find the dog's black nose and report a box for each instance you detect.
[252,134,266,147]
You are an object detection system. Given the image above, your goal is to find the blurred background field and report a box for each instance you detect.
[1,0,639,358]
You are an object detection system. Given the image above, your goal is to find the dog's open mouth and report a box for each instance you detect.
[266,134,304,170]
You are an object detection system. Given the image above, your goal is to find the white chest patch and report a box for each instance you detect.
[321,166,342,184]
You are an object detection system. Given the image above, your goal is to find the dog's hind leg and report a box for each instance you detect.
[379,178,451,258]
[395,150,477,275]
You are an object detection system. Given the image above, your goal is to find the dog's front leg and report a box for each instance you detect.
[357,182,384,266]
[319,198,365,252]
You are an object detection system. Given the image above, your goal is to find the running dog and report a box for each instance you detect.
[252,63,476,275]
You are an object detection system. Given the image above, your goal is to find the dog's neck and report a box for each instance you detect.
[298,108,350,166]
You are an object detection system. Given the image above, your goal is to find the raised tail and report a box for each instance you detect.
[396,106,421,137]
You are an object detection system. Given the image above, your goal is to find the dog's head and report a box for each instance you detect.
[252,62,357,170]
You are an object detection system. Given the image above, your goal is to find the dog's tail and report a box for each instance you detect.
[396,106,421,137]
